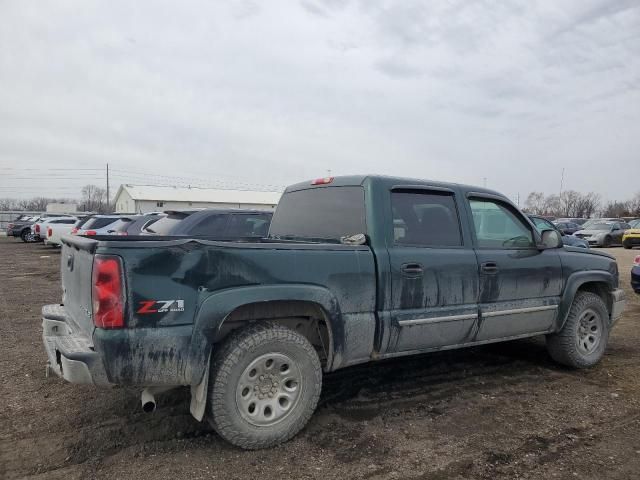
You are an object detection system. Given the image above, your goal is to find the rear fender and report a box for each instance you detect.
[187,284,343,385]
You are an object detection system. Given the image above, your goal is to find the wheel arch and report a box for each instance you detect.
[189,284,344,384]
[558,271,615,330]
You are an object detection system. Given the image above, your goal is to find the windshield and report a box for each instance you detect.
[586,223,613,231]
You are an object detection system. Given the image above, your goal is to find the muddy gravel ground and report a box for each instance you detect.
[1,237,639,480]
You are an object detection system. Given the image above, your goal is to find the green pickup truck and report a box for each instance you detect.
[43,175,626,449]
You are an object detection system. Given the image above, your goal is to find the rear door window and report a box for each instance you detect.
[225,214,272,237]
[391,191,462,247]
[188,214,229,236]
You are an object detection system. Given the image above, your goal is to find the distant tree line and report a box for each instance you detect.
[524,190,640,218]
[0,185,112,213]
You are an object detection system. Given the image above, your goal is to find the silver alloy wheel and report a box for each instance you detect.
[576,308,602,355]
[236,352,302,427]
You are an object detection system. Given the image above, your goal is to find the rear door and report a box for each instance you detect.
[386,188,479,353]
[466,195,562,340]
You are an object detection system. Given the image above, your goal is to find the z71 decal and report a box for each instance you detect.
[137,300,185,314]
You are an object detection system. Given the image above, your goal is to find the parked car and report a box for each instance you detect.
[7,217,38,242]
[529,215,588,248]
[574,221,632,247]
[623,223,640,249]
[632,255,640,294]
[166,209,273,239]
[45,217,83,246]
[580,218,625,229]
[75,215,139,236]
[123,213,166,235]
[43,175,625,450]
[552,221,581,235]
[32,215,76,242]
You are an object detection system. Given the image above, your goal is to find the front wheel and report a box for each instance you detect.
[601,236,612,248]
[207,322,322,449]
[546,292,609,368]
[623,241,632,249]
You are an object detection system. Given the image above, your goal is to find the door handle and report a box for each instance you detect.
[480,261,498,274]
[401,263,424,276]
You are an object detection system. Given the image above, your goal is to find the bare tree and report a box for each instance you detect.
[524,192,546,215]
[79,185,108,213]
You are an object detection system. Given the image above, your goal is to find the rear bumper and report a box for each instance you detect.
[632,267,640,294]
[42,304,111,386]
[610,288,626,324]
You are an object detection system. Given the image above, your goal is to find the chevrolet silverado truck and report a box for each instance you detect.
[43,175,626,449]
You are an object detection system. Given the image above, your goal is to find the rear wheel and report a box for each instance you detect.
[207,321,322,449]
[546,292,609,368]
[20,230,34,242]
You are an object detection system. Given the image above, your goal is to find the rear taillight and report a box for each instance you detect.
[634,255,640,267]
[84,230,97,236]
[92,255,125,329]
[47,227,52,237]
[71,227,78,234]
[35,224,40,233]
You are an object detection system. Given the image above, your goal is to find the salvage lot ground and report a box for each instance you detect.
[1,237,639,480]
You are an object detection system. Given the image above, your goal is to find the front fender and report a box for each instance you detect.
[187,284,343,384]
[557,271,615,330]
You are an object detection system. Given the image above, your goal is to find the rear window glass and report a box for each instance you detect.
[84,217,120,229]
[188,214,229,235]
[226,214,272,237]
[145,213,191,234]
[269,186,366,241]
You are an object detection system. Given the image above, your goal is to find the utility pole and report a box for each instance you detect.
[559,167,565,216]
[516,192,520,206]
[106,163,110,213]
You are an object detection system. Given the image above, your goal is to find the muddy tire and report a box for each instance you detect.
[546,292,609,368]
[207,321,322,449]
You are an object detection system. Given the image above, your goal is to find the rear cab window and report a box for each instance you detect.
[269,186,366,242]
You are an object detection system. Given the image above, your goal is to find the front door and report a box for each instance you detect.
[387,189,480,353]
[467,195,563,340]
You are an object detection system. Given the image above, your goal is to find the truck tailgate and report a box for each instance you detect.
[60,235,99,337]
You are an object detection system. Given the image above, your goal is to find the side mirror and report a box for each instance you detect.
[539,229,562,249]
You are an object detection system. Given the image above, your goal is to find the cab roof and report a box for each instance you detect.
[285,174,505,198]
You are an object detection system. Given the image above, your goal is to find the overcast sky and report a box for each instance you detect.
[1,0,639,203]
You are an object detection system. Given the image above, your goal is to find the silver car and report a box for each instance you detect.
[75,215,139,236]
[574,221,631,247]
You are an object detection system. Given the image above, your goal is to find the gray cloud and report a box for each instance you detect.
[0,0,639,203]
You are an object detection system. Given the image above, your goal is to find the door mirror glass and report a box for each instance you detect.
[539,229,562,249]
